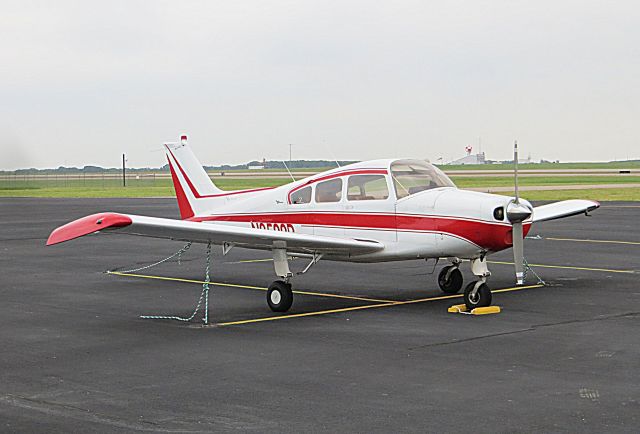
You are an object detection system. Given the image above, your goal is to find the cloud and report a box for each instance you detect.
[0,0,638,168]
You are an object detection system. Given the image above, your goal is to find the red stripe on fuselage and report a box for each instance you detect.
[189,212,530,252]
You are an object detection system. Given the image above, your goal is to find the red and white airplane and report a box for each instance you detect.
[47,136,599,311]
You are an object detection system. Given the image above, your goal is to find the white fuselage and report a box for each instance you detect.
[186,160,531,262]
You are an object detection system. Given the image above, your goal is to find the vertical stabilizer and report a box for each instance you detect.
[165,135,222,219]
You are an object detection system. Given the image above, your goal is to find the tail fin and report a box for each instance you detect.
[165,135,222,219]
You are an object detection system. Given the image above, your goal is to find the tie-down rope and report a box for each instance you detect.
[108,241,213,325]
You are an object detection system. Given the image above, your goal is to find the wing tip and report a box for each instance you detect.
[46,213,132,246]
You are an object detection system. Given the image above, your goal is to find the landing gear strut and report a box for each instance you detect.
[268,245,294,312]
[462,256,493,310]
[438,265,463,294]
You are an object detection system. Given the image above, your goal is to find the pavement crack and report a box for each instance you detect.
[532,311,639,328]
[408,311,639,351]
[0,394,208,433]
[408,328,535,350]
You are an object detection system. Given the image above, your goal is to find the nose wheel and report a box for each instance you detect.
[267,280,293,312]
[463,281,492,310]
[438,265,463,294]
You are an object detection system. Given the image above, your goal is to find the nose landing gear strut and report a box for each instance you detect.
[463,256,492,310]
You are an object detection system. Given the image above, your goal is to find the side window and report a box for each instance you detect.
[290,186,312,204]
[347,175,389,201]
[315,178,343,203]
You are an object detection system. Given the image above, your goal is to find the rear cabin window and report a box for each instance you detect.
[347,174,389,201]
[315,178,343,203]
[290,186,312,204]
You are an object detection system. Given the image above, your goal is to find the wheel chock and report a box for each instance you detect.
[470,306,501,315]
[448,304,468,313]
[448,304,501,315]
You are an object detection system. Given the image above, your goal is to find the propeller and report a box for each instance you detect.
[507,141,532,285]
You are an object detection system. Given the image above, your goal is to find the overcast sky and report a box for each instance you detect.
[1,0,638,169]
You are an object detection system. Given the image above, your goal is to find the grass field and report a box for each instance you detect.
[1,174,639,200]
[450,175,640,188]
[510,188,640,201]
[442,161,640,171]
[0,177,291,198]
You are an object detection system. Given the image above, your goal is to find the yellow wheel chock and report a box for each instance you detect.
[448,304,501,315]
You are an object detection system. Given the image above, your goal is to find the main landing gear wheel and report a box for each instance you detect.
[267,280,293,312]
[438,265,463,294]
[463,281,492,310]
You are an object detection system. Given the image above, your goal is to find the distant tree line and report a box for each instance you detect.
[208,160,357,171]
[0,160,358,175]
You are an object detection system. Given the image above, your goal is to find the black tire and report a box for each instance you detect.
[267,280,293,312]
[463,281,492,310]
[438,266,463,294]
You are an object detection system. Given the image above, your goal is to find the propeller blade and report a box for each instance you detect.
[511,140,526,285]
[513,221,525,285]
[514,140,519,203]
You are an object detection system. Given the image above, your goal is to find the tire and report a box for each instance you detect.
[267,280,293,312]
[463,282,492,310]
[438,266,463,294]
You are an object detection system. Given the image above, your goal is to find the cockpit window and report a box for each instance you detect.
[391,160,455,199]
[347,174,389,201]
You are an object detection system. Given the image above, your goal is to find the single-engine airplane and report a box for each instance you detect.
[47,136,599,311]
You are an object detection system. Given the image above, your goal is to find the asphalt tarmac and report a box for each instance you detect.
[1,198,638,433]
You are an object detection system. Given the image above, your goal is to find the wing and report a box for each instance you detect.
[532,199,600,223]
[46,212,384,255]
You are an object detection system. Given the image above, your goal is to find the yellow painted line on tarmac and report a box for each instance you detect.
[216,284,545,326]
[107,271,394,304]
[288,290,392,303]
[217,302,401,326]
[108,271,265,289]
[545,237,640,246]
[488,261,635,274]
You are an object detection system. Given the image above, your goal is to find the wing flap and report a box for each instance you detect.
[47,213,384,255]
[532,200,600,223]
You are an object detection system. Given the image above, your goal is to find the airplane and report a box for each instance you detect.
[47,136,600,312]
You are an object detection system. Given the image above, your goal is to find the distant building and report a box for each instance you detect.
[449,146,487,165]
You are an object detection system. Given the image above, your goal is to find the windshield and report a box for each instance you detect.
[391,160,455,199]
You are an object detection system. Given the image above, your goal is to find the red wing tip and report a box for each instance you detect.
[46,213,132,246]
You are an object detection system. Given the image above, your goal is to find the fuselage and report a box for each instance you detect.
[184,159,531,262]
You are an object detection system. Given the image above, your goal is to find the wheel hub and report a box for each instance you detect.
[270,290,282,305]
[469,291,480,304]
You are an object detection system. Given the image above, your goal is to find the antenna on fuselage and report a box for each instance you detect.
[321,139,341,168]
[282,160,296,182]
